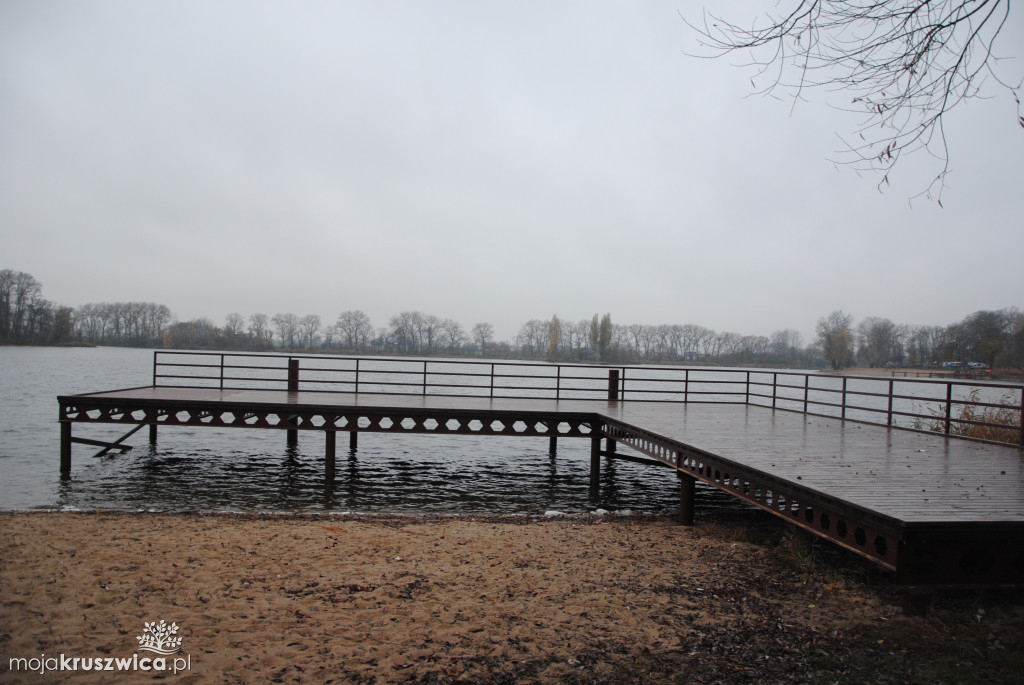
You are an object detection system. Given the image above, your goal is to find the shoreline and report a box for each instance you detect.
[822,366,1024,380]
[2,510,1022,683]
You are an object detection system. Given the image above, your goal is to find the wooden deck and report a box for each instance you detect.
[58,382,1024,590]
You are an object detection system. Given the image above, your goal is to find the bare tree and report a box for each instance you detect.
[272,312,299,349]
[771,329,804,364]
[336,310,373,352]
[420,314,442,354]
[1007,311,1024,371]
[569,320,589,357]
[856,316,904,366]
[516,319,548,357]
[299,314,321,350]
[687,1,1021,201]
[2,270,43,339]
[817,310,855,369]
[322,323,337,348]
[548,315,562,360]
[441,318,466,352]
[472,322,494,356]
[225,312,245,337]
[249,313,272,348]
[389,311,424,354]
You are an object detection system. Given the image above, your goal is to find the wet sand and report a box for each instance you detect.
[1,511,1022,683]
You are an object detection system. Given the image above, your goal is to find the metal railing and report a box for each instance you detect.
[152,351,1024,446]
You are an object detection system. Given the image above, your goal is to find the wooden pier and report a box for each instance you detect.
[58,352,1024,594]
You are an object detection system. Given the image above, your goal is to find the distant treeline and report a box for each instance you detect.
[3,267,1023,370]
[0,269,74,344]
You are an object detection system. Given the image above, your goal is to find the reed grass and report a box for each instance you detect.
[914,389,1022,445]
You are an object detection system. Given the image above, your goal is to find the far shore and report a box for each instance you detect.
[823,366,1023,381]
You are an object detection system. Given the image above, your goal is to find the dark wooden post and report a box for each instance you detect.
[60,421,72,477]
[589,432,602,489]
[325,430,336,481]
[349,431,358,451]
[944,383,953,436]
[549,435,557,454]
[607,370,620,402]
[677,472,695,525]
[1019,389,1024,447]
[887,379,894,427]
[841,377,848,420]
[287,358,299,446]
[149,424,158,445]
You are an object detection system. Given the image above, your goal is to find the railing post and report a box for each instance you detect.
[556,365,561,400]
[944,383,953,436]
[803,375,809,414]
[841,377,848,420]
[887,379,894,427]
[745,371,751,405]
[219,354,225,391]
[607,369,620,402]
[684,369,689,403]
[354,359,360,394]
[422,360,428,396]
[489,363,495,399]
[1019,389,1024,447]
[152,351,158,386]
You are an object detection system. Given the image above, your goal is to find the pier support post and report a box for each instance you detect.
[149,424,158,445]
[590,433,602,489]
[60,422,72,477]
[349,431,358,451]
[325,431,336,482]
[677,472,696,526]
[606,437,616,455]
[549,435,557,455]
[287,358,299,446]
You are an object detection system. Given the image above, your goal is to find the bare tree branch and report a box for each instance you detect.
[685,0,1021,202]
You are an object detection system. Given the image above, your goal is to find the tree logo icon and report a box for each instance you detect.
[136,620,183,655]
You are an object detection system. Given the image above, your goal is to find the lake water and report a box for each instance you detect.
[0,346,717,515]
[8,347,1014,515]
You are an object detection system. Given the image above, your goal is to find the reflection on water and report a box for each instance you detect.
[4,346,744,515]
[53,430,740,514]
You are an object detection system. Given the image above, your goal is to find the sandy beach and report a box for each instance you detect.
[1,511,1022,684]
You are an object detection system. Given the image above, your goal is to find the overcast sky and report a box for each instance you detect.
[2,1,1021,344]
